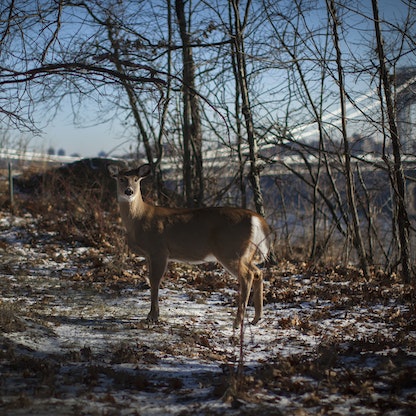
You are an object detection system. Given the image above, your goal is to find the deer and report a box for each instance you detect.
[108,163,272,328]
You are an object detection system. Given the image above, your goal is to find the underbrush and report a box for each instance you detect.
[10,160,130,271]
[1,162,416,414]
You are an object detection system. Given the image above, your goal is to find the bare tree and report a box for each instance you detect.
[175,0,204,207]
[230,0,265,217]
[2,0,416,275]
[327,0,369,276]
[262,0,350,262]
[371,0,412,282]
[229,1,248,209]
[0,0,167,132]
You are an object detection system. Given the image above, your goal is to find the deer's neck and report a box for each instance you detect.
[119,193,147,224]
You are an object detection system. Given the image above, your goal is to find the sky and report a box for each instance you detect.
[25,0,413,158]
[36,115,127,158]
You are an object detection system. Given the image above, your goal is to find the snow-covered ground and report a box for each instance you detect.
[1,210,415,415]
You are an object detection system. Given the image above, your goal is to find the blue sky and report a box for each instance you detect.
[29,0,413,158]
[37,114,126,158]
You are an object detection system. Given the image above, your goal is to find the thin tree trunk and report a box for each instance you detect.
[153,0,173,199]
[229,1,246,208]
[327,0,369,276]
[106,14,171,200]
[371,0,412,283]
[231,0,265,217]
[107,20,155,173]
[175,0,203,207]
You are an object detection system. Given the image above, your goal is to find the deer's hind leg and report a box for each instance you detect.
[218,257,255,328]
[250,263,263,325]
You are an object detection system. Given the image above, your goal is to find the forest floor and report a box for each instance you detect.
[1,204,416,415]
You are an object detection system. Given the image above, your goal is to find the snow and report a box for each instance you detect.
[1,210,416,415]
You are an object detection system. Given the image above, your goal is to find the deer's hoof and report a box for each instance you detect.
[233,317,242,329]
[146,312,159,324]
[251,316,261,326]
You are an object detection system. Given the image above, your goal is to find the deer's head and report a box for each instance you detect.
[108,163,151,203]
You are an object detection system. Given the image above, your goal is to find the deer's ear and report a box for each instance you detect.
[108,164,120,178]
[138,163,152,178]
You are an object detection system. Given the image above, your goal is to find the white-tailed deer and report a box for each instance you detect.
[108,163,271,328]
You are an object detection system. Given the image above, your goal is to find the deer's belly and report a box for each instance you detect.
[168,253,217,264]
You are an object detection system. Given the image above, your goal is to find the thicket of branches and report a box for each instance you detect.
[1,0,416,281]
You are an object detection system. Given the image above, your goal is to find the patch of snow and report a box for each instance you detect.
[1,211,415,415]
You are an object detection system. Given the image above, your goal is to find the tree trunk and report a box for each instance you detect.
[175,0,203,207]
[371,0,412,283]
[229,3,247,208]
[327,0,369,276]
[231,0,265,217]
[105,18,164,193]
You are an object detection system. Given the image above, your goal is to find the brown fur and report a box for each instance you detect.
[109,163,271,327]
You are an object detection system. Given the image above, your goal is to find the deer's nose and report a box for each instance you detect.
[125,188,134,196]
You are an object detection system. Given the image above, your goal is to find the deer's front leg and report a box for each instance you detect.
[146,255,168,323]
[126,234,145,256]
